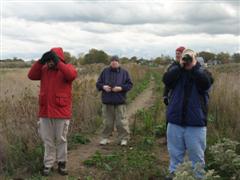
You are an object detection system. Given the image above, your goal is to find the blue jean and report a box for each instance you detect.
[167,123,207,173]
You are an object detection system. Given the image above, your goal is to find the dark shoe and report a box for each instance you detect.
[42,166,52,176]
[58,161,68,176]
[165,173,175,180]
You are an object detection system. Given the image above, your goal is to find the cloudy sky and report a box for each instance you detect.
[1,0,240,60]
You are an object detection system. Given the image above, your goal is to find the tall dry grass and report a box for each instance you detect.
[0,68,39,99]
[208,64,240,142]
[0,63,150,175]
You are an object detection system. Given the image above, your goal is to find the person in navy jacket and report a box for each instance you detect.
[96,56,133,146]
[162,49,213,179]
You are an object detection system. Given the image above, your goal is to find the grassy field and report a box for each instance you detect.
[0,63,239,179]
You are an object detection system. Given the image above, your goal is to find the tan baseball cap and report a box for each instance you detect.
[182,49,196,57]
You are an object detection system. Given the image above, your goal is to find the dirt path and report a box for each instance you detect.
[46,81,156,179]
[126,81,155,123]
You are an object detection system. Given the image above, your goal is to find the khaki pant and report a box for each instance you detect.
[38,118,70,168]
[102,104,130,141]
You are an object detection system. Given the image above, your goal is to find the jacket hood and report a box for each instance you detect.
[50,47,65,62]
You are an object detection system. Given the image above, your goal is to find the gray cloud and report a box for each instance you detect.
[2,0,240,59]
[4,1,239,37]
[5,1,239,24]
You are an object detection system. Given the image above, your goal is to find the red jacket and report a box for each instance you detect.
[28,47,77,119]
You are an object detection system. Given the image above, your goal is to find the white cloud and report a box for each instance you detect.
[2,0,240,60]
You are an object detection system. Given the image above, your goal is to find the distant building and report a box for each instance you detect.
[196,56,207,67]
[207,59,221,66]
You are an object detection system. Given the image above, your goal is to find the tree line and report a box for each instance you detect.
[1,49,240,68]
[62,49,240,66]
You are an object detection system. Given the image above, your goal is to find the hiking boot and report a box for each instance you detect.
[42,166,52,176]
[120,139,128,146]
[99,138,110,145]
[58,161,68,176]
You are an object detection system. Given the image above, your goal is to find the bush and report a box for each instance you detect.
[208,138,240,179]
[171,138,240,180]
[173,161,220,180]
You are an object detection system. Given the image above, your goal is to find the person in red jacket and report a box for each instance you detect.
[28,47,77,176]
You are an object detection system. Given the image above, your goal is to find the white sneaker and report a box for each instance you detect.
[100,138,110,145]
[120,139,128,146]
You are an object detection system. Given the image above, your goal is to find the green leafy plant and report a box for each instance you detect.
[154,124,166,137]
[208,138,240,179]
[174,161,220,180]
[70,133,91,145]
[83,151,119,172]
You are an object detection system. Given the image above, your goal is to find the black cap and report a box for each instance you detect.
[110,55,119,62]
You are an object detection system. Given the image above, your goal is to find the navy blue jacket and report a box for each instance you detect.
[162,62,213,126]
[96,67,133,105]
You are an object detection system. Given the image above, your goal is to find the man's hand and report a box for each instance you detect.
[184,56,197,70]
[112,86,122,92]
[163,96,169,106]
[49,51,59,65]
[103,85,112,92]
[39,51,51,64]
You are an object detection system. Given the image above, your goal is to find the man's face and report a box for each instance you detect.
[176,51,183,62]
[110,60,120,68]
[47,59,56,69]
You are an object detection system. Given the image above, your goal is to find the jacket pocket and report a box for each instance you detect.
[55,93,69,107]
[39,93,47,106]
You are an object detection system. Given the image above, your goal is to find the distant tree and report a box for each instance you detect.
[120,57,130,64]
[77,53,85,65]
[64,51,78,65]
[78,57,85,65]
[0,57,29,68]
[216,52,230,64]
[154,57,164,65]
[136,58,148,64]
[164,55,174,63]
[154,55,172,65]
[130,56,138,62]
[232,53,240,63]
[83,49,109,64]
[64,52,71,63]
[198,51,216,63]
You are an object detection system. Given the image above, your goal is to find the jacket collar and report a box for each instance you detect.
[109,66,121,72]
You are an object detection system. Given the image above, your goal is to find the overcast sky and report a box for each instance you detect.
[1,0,240,60]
